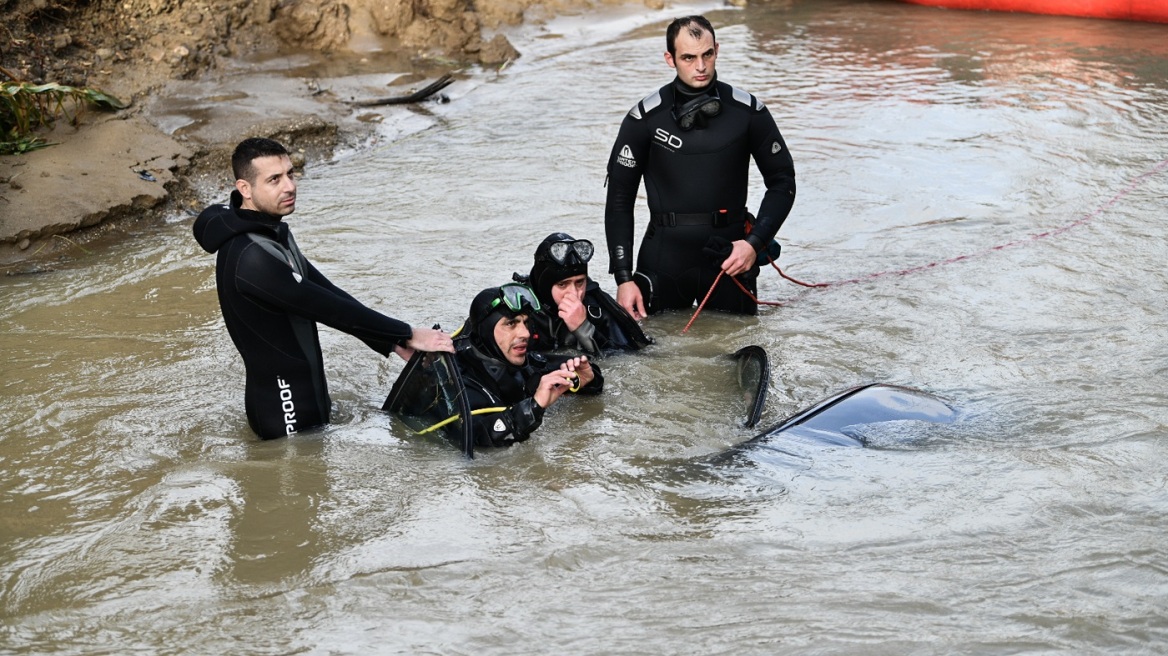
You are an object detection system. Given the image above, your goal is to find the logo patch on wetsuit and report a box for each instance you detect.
[771,141,782,155]
[617,145,637,168]
[653,128,682,151]
[493,418,506,433]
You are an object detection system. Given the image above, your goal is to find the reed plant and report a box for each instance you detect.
[1,76,128,155]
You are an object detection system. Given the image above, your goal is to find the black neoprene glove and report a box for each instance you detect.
[703,236,734,266]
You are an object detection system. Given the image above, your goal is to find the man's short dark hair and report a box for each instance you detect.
[232,137,289,183]
[666,15,715,57]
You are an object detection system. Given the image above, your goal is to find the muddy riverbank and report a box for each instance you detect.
[0,0,663,270]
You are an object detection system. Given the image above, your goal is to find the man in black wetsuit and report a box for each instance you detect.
[516,232,652,356]
[604,15,797,319]
[455,283,602,448]
[193,137,454,439]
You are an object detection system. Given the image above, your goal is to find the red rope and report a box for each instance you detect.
[682,270,723,333]
[728,274,785,307]
[683,268,787,333]
[775,157,1168,291]
[681,157,1168,332]
[775,266,829,288]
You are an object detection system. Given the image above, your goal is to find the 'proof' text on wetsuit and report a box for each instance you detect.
[277,376,297,435]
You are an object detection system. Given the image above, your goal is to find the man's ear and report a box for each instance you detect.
[664,51,676,70]
[234,178,252,201]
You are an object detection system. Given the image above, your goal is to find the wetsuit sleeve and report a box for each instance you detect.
[302,258,359,302]
[745,106,797,252]
[571,320,600,355]
[300,259,408,355]
[234,242,412,356]
[465,382,546,447]
[581,362,604,394]
[488,397,545,445]
[604,111,651,283]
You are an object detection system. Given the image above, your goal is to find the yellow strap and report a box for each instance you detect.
[416,406,506,435]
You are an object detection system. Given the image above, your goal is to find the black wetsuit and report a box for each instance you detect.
[193,193,413,439]
[514,275,653,355]
[455,338,604,448]
[605,78,797,315]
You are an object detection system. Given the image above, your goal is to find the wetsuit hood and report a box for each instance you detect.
[466,286,519,364]
[455,339,533,403]
[458,286,539,403]
[192,189,284,254]
[528,232,589,309]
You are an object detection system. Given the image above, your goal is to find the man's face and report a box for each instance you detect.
[551,274,587,307]
[665,28,718,89]
[236,154,297,216]
[494,313,530,366]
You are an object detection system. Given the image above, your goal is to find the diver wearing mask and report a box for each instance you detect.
[455,283,604,448]
[515,232,653,356]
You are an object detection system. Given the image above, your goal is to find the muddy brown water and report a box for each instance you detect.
[4,1,1168,652]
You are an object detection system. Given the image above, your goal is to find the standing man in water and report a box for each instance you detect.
[193,137,454,439]
[604,15,797,319]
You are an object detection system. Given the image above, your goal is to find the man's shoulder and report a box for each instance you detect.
[718,81,767,112]
[232,230,308,278]
[625,84,671,120]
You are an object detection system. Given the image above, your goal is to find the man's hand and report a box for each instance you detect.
[721,240,758,277]
[532,356,594,408]
[404,326,455,359]
[533,369,574,408]
[392,344,415,361]
[617,280,647,321]
[558,285,587,332]
[559,355,594,389]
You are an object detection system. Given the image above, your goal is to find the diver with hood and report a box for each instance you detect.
[514,232,652,356]
[192,137,453,439]
[455,283,603,448]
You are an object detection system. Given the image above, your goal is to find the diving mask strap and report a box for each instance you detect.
[673,91,721,130]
